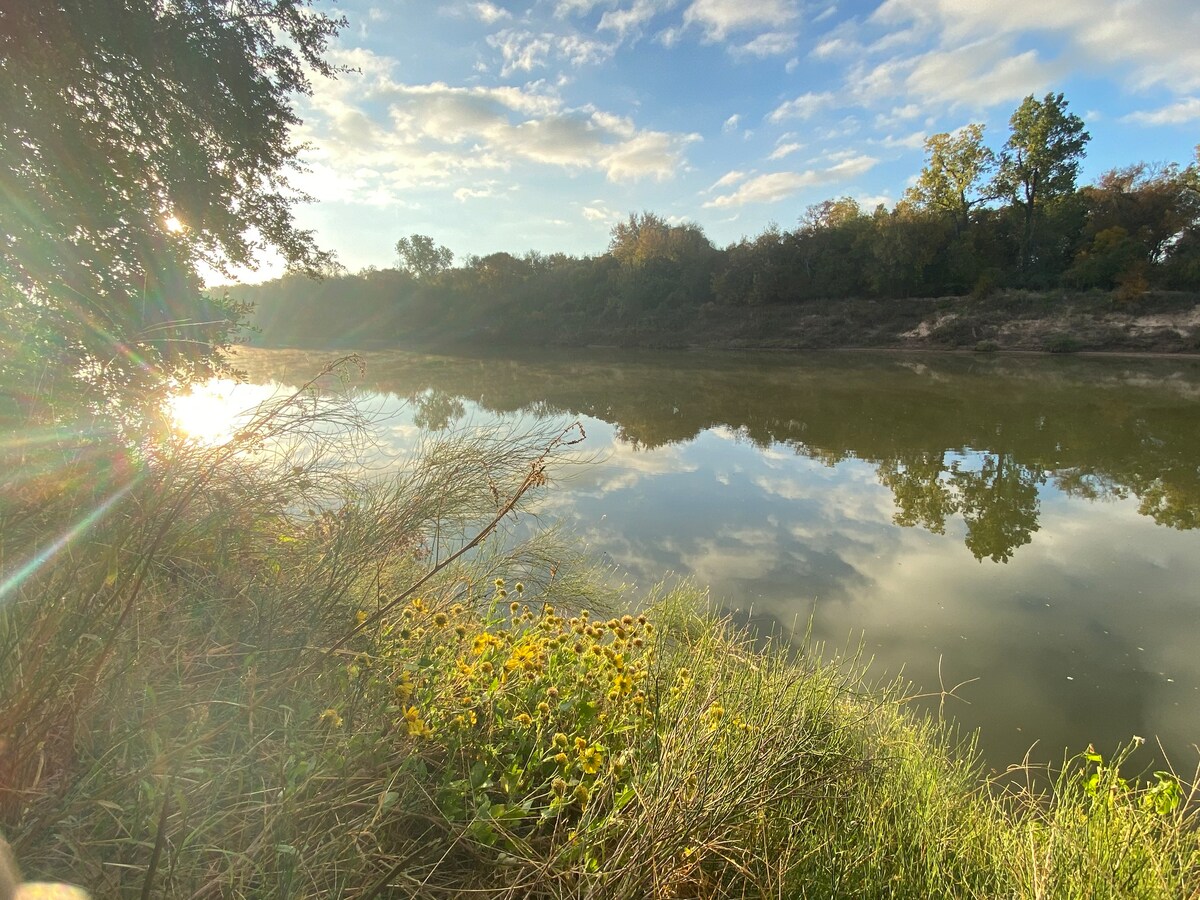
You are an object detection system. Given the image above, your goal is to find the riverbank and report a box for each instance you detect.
[2,382,1197,897]
[242,280,1200,357]
[543,290,1200,355]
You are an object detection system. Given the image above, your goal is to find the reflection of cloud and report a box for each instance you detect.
[558,435,700,497]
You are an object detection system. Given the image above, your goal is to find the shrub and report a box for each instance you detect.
[1044,332,1084,353]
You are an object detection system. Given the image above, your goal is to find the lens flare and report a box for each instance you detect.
[166,379,278,445]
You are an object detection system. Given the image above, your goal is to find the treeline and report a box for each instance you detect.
[236,94,1200,348]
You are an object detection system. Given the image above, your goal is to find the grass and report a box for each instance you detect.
[1,368,1197,898]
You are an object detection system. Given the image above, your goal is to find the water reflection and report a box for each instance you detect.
[233,348,1200,769]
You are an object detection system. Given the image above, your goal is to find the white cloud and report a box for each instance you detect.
[581,202,621,223]
[904,40,1061,108]
[877,130,926,150]
[683,0,798,41]
[487,29,615,76]
[454,183,505,201]
[768,141,804,160]
[1123,97,1200,126]
[600,130,701,181]
[870,0,1200,95]
[707,169,749,191]
[722,113,741,132]
[297,49,699,197]
[733,31,797,57]
[657,25,683,47]
[767,90,836,123]
[554,0,608,16]
[598,0,677,38]
[471,2,511,24]
[704,155,877,207]
[811,36,859,59]
[487,30,553,74]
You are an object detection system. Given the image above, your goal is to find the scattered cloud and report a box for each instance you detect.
[768,141,804,160]
[722,113,741,132]
[1123,97,1200,126]
[768,90,836,123]
[487,29,615,76]
[704,155,877,207]
[870,0,1200,94]
[683,0,798,41]
[554,0,607,16]
[707,169,749,191]
[811,36,859,59]
[581,201,622,223]
[470,2,511,24]
[298,48,699,199]
[877,130,926,150]
[733,31,797,57]
[904,39,1061,108]
[453,183,506,201]
[598,0,677,38]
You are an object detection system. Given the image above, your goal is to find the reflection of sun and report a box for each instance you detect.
[164,215,185,233]
[167,379,276,445]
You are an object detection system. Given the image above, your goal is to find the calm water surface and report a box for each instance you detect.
[234,347,1200,772]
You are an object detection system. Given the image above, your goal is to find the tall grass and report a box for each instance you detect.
[1,367,1196,898]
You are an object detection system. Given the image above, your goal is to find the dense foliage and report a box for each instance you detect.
[239,96,1200,349]
[0,0,343,422]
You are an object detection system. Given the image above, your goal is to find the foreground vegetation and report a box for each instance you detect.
[2,377,1196,898]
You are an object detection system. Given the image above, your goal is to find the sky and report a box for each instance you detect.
[253,0,1200,279]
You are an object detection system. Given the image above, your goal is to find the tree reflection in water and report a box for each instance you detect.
[241,348,1200,564]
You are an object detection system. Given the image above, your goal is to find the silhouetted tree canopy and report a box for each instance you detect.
[0,0,344,422]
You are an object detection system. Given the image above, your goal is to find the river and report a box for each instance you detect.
[219,347,1200,773]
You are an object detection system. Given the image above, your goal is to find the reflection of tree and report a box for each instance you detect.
[879,452,954,534]
[879,451,1044,563]
[238,349,1200,558]
[1133,470,1200,530]
[951,454,1045,563]
[411,390,465,431]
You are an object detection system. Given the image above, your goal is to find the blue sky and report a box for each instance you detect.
[261,0,1200,278]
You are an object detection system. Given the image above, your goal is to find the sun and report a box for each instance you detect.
[166,379,277,445]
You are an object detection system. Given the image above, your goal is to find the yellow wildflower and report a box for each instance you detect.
[579,746,604,775]
[394,673,414,703]
[404,705,432,737]
[318,708,343,728]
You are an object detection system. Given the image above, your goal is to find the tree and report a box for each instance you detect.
[995,93,1090,271]
[608,212,714,269]
[0,0,345,422]
[906,124,998,235]
[395,234,455,280]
